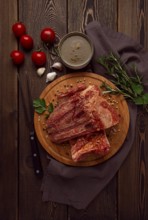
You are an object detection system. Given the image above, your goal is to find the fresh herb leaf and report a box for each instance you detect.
[34,106,46,114]
[33,98,54,115]
[48,102,54,113]
[33,98,46,108]
[98,53,148,111]
[101,82,120,95]
[143,93,148,104]
[131,83,143,96]
[134,93,148,105]
[33,98,46,114]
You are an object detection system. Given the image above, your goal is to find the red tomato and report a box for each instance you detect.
[12,22,26,38]
[31,51,46,66]
[40,28,55,44]
[10,50,25,65]
[20,34,34,50]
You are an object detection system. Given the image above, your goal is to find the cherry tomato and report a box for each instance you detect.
[40,28,55,44]
[31,51,46,66]
[10,50,25,65]
[20,34,34,50]
[12,22,26,38]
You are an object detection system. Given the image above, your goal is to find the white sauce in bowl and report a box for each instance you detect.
[59,33,93,69]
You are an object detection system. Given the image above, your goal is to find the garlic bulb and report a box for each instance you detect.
[46,72,57,83]
[51,62,63,71]
[37,67,46,77]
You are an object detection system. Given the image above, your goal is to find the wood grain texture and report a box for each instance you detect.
[118,0,139,41]
[0,0,18,219]
[118,112,148,220]
[118,0,148,219]
[137,112,148,220]
[18,0,68,219]
[68,0,117,32]
[143,0,148,48]
[67,0,118,219]
[118,0,148,46]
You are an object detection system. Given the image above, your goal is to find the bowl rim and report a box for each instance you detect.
[58,31,94,69]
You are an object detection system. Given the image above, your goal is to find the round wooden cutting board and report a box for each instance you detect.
[34,72,130,166]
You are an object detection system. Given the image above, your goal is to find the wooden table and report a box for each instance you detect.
[0,0,148,219]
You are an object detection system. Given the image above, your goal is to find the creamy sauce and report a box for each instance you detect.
[60,35,93,68]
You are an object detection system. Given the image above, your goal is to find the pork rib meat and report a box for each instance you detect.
[70,131,110,162]
[46,84,120,143]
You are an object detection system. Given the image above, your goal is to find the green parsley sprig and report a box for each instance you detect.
[98,53,148,110]
[33,98,54,115]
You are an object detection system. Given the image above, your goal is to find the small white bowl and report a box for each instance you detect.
[58,32,94,70]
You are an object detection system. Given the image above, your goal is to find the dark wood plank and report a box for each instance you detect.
[67,0,118,219]
[118,0,139,41]
[118,0,148,219]
[68,0,117,32]
[18,0,68,219]
[0,0,18,219]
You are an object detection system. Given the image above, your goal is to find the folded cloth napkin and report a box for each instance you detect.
[41,21,148,209]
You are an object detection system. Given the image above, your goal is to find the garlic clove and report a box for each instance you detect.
[37,67,46,77]
[51,62,63,71]
[46,72,57,83]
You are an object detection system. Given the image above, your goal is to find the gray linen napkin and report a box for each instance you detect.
[41,21,148,209]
